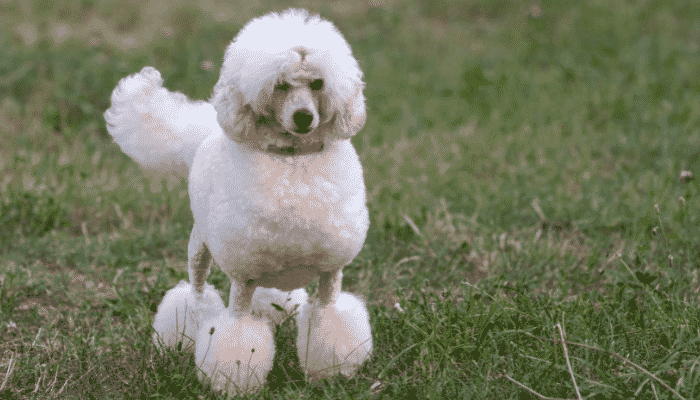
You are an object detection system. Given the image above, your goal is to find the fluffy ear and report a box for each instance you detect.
[334,81,366,139]
[211,82,255,142]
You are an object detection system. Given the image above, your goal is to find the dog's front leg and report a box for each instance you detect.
[228,279,256,317]
[196,278,275,393]
[296,268,373,379]
[318,269,343,306]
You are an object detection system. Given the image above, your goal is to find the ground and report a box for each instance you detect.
[0,0,699,398]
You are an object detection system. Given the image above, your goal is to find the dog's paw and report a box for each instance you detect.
[196,313,275,393]
[296,292,372,379]
[152,280,225,352]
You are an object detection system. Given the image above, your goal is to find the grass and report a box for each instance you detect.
[1,0,700,398]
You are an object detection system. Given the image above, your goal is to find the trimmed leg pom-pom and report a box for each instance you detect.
[196,313,275,394]
[152,280,225,352]
[296,292,372,379]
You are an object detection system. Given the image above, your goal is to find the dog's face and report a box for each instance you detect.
[249,57,330,155]
[271,60,325,136]
[211,9,366,156]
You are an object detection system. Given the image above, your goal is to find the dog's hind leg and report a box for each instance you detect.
[188,224,212,296]
[187,224,225,322]
[152,225,225,352]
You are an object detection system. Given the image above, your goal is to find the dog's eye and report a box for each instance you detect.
[275,82,290,91]
[310,79,324,91]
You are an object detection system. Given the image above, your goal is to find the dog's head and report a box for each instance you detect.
[211,9,366,155]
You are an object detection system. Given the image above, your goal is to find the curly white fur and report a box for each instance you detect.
[152,280,225,352]
[105,9,371,394]
[296,292,373,379]
[104,67,220,177]
[211,9,366,144]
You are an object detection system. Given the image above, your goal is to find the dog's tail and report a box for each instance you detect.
[104,67,220,178]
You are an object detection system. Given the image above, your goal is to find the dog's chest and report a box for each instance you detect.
[202,143,369,273]
[247,155,365,247]
[256,161,345,218]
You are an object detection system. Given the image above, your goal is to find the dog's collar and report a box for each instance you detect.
[249,111,328,156]
[266,138,325,156]
[263,121,326,155]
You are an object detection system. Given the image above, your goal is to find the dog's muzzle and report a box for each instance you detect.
[293,109,314,134]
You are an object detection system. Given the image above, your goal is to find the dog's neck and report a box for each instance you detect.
[265,140,325,156]
[231,125,328,156]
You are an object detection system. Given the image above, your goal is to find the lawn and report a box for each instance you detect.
[1,0,700,398]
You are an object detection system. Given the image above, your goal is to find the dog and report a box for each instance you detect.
[104,8,372,393]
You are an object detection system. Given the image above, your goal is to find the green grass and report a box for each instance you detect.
[1,0,700,398]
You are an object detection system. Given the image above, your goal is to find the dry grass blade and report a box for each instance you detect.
[502,372,577,400]
[556,323,582,400]
[525,332,688,400]
[0,353,16,391]
[56,374,72,396]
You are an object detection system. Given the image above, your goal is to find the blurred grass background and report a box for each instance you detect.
[1,0,700,398]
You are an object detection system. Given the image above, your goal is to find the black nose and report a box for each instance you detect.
[293,109,313,134]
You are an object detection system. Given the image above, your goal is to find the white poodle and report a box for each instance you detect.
[104,9,372,394]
